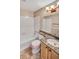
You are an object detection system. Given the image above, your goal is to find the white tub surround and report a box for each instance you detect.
[20,16,35,51]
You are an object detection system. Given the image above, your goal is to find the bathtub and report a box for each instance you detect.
[20,36,35,51]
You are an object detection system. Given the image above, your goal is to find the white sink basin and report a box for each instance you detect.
[47,39,59,47]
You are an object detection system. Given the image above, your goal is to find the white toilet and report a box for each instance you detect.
[31,40,40,54]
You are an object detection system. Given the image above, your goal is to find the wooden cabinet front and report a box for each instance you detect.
[51,50,59,59]
[41,42,59,59]
[47,48,52,59]
[41,42,48,59]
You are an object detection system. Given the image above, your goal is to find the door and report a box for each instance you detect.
[51,50,59,59]
[48,48,59,59]
[41,42,48,59]
[47,48,52,59]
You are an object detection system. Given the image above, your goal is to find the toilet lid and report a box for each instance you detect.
[32,40,40,46]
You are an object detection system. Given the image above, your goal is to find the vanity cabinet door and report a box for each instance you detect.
[41,43,48,59]
[47,48,52,59]
[51,50,59,59]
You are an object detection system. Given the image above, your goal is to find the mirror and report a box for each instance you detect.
[40,13,59,37]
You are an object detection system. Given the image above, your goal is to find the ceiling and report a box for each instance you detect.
[20,0,56,12]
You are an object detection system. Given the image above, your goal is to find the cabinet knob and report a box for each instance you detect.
[49,50,51,52]
[46,47,47,48]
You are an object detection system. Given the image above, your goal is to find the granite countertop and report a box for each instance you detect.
[40,38,59,54]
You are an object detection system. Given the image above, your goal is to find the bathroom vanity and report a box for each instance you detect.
[39,31,59,59]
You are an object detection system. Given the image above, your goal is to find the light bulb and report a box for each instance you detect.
[46,7,49,10]
[50,5,55,9]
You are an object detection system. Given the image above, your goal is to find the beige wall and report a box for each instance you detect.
[20,9,33,16]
